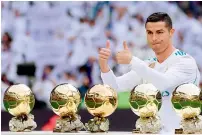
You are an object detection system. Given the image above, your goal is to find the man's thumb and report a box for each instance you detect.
[106,40,110,49]
[123,41,128,50]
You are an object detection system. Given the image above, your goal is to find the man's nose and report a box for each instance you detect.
[152,34,158,42]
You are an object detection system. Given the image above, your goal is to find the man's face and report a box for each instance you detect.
[146,22,174,54]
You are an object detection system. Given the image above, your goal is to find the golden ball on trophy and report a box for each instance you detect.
[171,83,202,134]
[84,84,118,132]
[129,83,162,134]
[3,84,37,132]
[49,83,83,132]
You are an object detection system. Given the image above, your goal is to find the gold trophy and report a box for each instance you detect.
[171,83,202,134]
[84,84,118,132]
[129,83,162,134]
[3,84,37,132]
[49,83,84,132]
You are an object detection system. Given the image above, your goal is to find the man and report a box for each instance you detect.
[99,12,200,132]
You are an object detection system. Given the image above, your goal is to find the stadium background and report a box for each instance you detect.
[1,1,202,131]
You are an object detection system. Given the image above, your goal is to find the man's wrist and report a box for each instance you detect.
[129,56,135,66]
[130,56,147,71]
[101,64,110,73]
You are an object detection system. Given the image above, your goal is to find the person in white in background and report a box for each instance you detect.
[32,65,56,106]
[99,12,200,133]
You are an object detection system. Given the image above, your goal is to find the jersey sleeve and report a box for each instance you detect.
[101,69,142,92]
[130,56,199,92]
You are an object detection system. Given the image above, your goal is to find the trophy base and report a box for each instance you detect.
[53,114,83,132]
[132,128,141,134]
[9,113,37,132]
[175,128,183,134]
[134,116,162,134]
[85,116,109,132]
[176,115,202,134]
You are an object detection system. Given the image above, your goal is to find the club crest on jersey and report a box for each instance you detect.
[149,63,155,68]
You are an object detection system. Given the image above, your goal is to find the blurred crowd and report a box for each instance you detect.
[1,1,202,109]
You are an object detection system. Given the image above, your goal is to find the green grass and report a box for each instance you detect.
[117,92,130,109]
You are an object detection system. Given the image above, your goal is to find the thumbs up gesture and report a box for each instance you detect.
[99,40,111,73]
[116,41,132,64]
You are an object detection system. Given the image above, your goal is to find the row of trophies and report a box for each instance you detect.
[3,83,202,134]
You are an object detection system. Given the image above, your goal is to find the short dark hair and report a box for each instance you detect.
[145,12,172,30]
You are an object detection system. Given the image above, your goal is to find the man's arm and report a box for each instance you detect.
[101,69,142,91]
[130,56,199,92]
[99,40,142,91]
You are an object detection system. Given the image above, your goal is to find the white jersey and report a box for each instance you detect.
[101,49,200,132]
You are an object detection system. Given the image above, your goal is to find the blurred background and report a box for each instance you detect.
[1,1,202,131]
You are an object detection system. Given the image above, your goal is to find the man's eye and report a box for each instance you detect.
[158,32,163,34]
[148,32,152,34]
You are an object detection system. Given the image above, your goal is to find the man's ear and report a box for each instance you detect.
[170,28,175,37]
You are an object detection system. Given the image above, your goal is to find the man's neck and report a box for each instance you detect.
[155,45,176,63]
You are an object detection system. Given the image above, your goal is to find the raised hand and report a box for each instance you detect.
[99,40,111,73]
[116,41,132,64]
